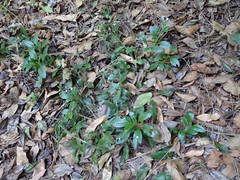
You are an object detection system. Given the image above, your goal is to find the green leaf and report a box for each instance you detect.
[40,5,53,13]
[160,41,171,49]
[159,88,174,97]
[133,129,142,149]
[138,111,152,122]
[116,130,131,144]
[122,144,129,160]
[181,112,194,127]
[133,92,152,109]
[22,40,34,48]
[170,55,180,67]
[229,32,240,45]
[111,117,127,128]
[152,46,164,53]
[190,124,205,133]
[178,130,186,143]
[215,142,230,153]
[136,165,149,180]
[142,124,159,139]
[38,65,46,78]
[153,172,172,180]
[151,146,172,160]
[150,26,159,36]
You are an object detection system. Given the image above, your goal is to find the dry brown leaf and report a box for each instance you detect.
[175,24,200,37]
[0,129,19,146]
[211,21,225,32]
[227,135,240,150]
[2,104,18,120]
[158,108,171,143]
[176,92,197,103]
[166,161,185,180]
[123,36,136,46]
[223,80,240,96]
[208,0,229,6]
[185,149,204,157]
[63,40,92,54]
[87,72,97,83]
[99,152,111,170]
[17,147,29,166]
[30,160,46,180]
[53,164,73,177]
[183,71,198,82]
[196,137,211,146]
[191,63,213,74]
[182,37,197,49]
[75,0,83,8]
[221,20,240,45]
[102,157,112,180]
[196,113,221,122]
[207,149,222,168]
[120,54,136,64]
[43,14,78,22]
[233,113,240,128]
[113,169,131,180]
[221,154,237,178]
[86,116,107,133]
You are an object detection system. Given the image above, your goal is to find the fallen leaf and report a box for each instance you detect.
[175,24,200,37]
[158,108,171,143]
[75,0,83,8]
[17,146,29,166]
[211,21,225,32]
[185,149,204,157]
[196,137,211,146]
[85,116,107,133]
[196,113,221,122]
[120,54,136,64]
[113,169,131,180]
[2,104,18,120]
[122,36,136,46]
[182,37,197,49]
[99,152,111,169]
[234,113,240,128]
[221,20,240,45]
[43,14,78,22]
[0,129,19,146]
[227,135,240,150]
[30,160,46,180]
[207,149,222,168]
[223,80,240,96]
[102,157,112,180]
[191,63,213,74]
[53,164,73,177]
[166,161,185,180]
[133,92,152,109]
[208,0,230,6]
[221,154,237,178]
[182,71,198,82]
[87,72,97,83]
[63,40,92,54]
[176,92,197,103]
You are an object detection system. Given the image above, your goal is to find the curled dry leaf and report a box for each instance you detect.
[158,108,171,143]
[196,113,221,122]
[176,92,197,103]
[185,149,204,157]
[183,71,198,82]
[223,80,240,96]
[2,104,18,120]
[207,149,222,168]
[16,147,29,166]
[43,14,78,22]
[99,152,111,170]
[85,115,107,133]
[30,160,46,180]
[191,63,213,74]
[233,113,240,128]
[0,130,19,146]
[208,0,230,6]
[175,24,200,37]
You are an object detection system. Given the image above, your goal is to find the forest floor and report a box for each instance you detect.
[0,0,240,179]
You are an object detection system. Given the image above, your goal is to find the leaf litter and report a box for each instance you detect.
[0,0,240,179]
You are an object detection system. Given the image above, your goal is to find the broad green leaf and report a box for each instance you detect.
[185,112,194,121]
[160,41,171,49]
[178,130,186,143]
[22,40,34,48]
[229,32,240,45]
[191,125,205,133]
[150,26,159,35]
[38,65,46,78]
[181,117,192,127]
[40,5,53,13]
[111,117,127,128]
[150,146,172,160]
[159,88,174,97]
[215,142,230,153]
[138,111,152,122]
[116,130,131,144]
[170,55,180,67]
[122,144,129,160]
[152,46,164,53]
[153,172,172,180]
[133,129,142,149]
[133,92,152,109]
[136,165,149,180]
[142,124,159,138]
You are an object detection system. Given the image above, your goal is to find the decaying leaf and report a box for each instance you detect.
[99,152,111,169]
[120,54,136,64]
[63,40,92,54]
[207,149,222,168]
[175,24,200,37]
[233,113,240,128]
[0,130,19,146]
[182,71,198,82]
[85,116,107,133]
[158,108,171,143]
[196,137,211,146]
[208,0,229,6]
[223,80,240,96]
[75,0,83,8]
[185,149,204,157]
[53,164,73,177]
[87,72,97,83]
[16,146,29,166]
[196,113,221,122]
[123,36,136,46]
[166,160,185,180]
[191,63,213,74]
[43,14,78,22]
[2,104,18,120]
[102,157,112,180]
[176,92,197,103]
[30,160,46,180]
[226,135,240,150]
[182,37,197,49]
[221,154,237,178]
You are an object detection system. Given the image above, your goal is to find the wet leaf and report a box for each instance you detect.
[133,92,152,109]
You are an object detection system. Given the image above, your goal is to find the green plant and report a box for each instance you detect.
[175,112,206,143]
[139,25,180,71]
[0,41,10,56]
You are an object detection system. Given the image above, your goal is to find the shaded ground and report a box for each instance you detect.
[0,0,240,179]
